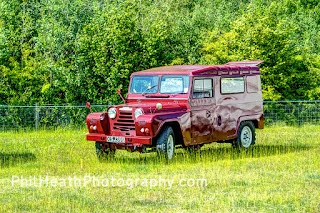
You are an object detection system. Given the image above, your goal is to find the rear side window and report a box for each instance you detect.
[193,79,213,98]
[221,77,245,94]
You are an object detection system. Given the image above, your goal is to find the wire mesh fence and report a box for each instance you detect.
[0,104,111,132]
[263,101,320,125]
[0,101,319,132]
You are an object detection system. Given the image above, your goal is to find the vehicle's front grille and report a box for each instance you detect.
[113,112,135,131]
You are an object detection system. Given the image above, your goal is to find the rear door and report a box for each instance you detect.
[190,77,216,144]
[215,76,246,140]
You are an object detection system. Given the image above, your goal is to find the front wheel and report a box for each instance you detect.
[156,126,175,160]
[95,142,116,159]
[232,121,255,149]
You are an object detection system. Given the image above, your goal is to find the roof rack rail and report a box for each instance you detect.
[225,60,264,66]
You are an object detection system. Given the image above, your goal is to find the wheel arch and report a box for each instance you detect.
[152,121,184,147]
[233,114,263,136]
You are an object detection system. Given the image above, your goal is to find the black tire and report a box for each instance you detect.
[156,126,175,160]
[232,121,255,149]
[95,142,116,159]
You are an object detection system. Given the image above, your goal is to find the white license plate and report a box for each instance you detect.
[107,136,125,143]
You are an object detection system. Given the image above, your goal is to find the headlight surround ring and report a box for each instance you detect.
[108,108,117,119]
[134,108,143,119]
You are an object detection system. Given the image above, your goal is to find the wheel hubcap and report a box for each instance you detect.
[167,135,174,159]
[241,126,252,148]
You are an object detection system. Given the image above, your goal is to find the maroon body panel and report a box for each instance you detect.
[86,63,264,151]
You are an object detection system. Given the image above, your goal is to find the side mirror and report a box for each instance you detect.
[117,89,126,103]
[86,102,93,112]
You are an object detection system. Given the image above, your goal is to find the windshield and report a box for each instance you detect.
[130,76,159,94]
[160,75,190,94]
[130,75,190,94]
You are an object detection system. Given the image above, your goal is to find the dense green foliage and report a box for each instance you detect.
[0,0,319,104]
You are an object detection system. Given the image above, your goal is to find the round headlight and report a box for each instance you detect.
[108,108,117,119]
[134,108,143,119]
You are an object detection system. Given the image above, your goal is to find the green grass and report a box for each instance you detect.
[0,125,320,212]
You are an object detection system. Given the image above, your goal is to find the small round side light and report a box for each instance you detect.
[156,103,162,110]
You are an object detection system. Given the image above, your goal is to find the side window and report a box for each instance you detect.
[221,77,245,94]
[193,79,213,99]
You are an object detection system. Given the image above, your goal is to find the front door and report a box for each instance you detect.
[190,78,216,144]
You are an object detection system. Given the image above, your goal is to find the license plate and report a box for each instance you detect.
[107,136,125,143]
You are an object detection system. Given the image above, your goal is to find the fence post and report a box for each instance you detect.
[35,103,39,131]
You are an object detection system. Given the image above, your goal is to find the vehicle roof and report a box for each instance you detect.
[131,61,263,77]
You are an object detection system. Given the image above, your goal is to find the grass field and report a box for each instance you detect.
[0,125,319,212]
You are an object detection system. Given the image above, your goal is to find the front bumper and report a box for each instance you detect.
[86,133,152,145]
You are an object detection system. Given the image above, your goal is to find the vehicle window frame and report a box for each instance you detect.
[192,77,214,99]
[129,75,160,94]
[159,75,191,94]
[220,76,245,94]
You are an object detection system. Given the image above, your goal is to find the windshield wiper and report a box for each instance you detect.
[171,92,185,97]
[142,85,158,96]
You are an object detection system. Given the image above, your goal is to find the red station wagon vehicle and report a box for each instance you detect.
[86,61,264,159]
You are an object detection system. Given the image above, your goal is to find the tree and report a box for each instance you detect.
[202,2,320,100]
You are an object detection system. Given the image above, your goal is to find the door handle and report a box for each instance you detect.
[217,116,222,126]
[222,97,235,101]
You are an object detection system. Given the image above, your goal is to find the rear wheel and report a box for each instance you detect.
[156,126,175,160]
[232,121,255,149]
[95,142,116,159]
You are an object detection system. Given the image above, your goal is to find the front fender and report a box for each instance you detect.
[136,111,191,146]
[135,113,180,137]
[151,111,190,137]
[86,112,109,134]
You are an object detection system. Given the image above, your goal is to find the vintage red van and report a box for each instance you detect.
[86,61,264,159]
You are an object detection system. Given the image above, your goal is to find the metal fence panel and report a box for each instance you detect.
[0,101,319,132]
[0,104,111,131]
[264,101,320,125]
